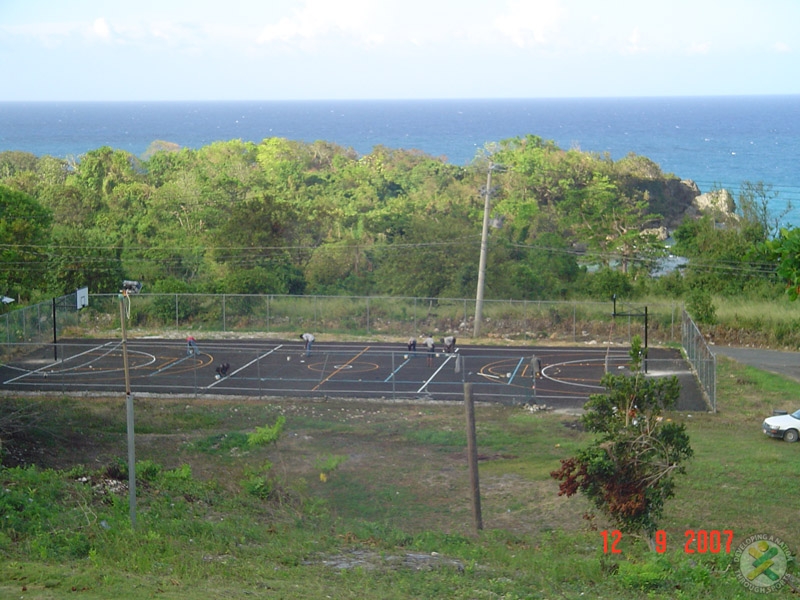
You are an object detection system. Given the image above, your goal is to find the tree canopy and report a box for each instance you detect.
[0,138,785,305]
[0,184,52,301]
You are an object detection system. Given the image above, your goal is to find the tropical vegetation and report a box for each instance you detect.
[0,136,790,311]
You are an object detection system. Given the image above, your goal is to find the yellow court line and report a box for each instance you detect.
[312,346,370,392]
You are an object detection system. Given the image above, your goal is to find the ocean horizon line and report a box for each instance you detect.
[2,94,799,104]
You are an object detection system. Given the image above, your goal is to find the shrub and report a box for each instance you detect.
[248,416,286,448]
[686,289,716,324]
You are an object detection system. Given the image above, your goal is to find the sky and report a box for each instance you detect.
[1,0,798,101]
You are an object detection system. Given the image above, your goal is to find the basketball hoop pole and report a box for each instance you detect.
[612,295,649,373]
[52,298,57,362]
[119,290,137,529]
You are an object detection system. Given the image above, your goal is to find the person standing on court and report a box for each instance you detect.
[442,335,456,353]
[407,336,417,355]
[422,335,435,367]
[300,332,315,357]
[186,335,199,357]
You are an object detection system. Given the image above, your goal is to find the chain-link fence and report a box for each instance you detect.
[0,292,80,360]
[681,310,716,412]
[80,293,682,346]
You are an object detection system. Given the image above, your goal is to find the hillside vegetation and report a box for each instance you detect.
[0,136,781,299]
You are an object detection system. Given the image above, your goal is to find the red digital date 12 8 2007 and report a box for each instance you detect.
[601,529,734,554]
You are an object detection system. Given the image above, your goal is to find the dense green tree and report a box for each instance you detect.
[0,185,52,300]
[47,227,123,295]
[756,226,800,300]
[0,151,38,179]
[673,215,770,296]
[70,146,141,198]
[372,213,477,298]
[559,174,664,275]
[504,232,581,299]
[37,183,101,228]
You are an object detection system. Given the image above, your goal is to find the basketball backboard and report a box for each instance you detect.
[77,287,89,309]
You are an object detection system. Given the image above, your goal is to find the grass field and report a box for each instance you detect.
[1,354,799,598]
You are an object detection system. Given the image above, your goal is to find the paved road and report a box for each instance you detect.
[711,346,800,382]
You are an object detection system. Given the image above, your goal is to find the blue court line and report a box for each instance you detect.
[507,357,524,385]
[150,353,194,376]
[384,357,412,382]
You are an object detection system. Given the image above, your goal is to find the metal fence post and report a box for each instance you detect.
[573,302,576,342]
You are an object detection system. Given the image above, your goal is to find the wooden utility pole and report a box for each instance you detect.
[473,166,494,338]
[464,383,483,532]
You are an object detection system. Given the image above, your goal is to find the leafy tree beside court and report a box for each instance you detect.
[756,226,800,301]
[0,184,52,301]
[551,337,692,551]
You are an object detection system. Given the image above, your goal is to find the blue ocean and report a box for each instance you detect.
[1,97,798,224]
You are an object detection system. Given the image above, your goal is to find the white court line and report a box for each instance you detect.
[541,356,627,390]
[478,373,501,380]
[4,341,118,384]
[207,344,283,389]
[417,354,456,394]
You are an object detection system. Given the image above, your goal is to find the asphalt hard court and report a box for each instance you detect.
[0,338,708,411]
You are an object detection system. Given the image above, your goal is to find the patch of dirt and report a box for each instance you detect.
[305,549,466,572]
[562,419,584,432]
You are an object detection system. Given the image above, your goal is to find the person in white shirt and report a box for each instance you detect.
[422,335,435,367]
[300,333,315,357]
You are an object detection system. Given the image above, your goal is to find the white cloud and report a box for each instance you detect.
[2,22,73,47]
[257,0,382,46]
[91,17,111,41]
[493,0,564,47]
[145,20,208,49]
[772,41,790,53]
[623,26,643,55]
[688,41,711,55]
